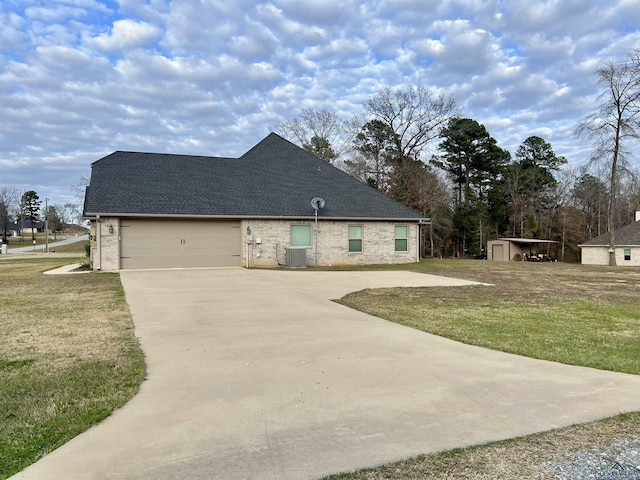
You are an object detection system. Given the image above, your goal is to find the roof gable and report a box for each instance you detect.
[83,133,422,220]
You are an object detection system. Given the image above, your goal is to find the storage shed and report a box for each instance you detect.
[488,238,558,262]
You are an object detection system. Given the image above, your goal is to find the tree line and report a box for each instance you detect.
[0,187,85,244]
[275,50,640,263]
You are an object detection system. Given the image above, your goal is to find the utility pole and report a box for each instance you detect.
[45,198,49,253]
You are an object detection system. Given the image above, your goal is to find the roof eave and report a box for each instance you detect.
[579,243,640,247]
[83,212,425,222]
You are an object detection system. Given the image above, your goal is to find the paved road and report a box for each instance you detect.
[10,269,640,480]
[5,234,88,253]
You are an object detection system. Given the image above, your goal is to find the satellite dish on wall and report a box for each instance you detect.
[311,197,325,210]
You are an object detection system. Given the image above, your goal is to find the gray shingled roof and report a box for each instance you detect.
[579,221,640,247]
[83,133,423,220]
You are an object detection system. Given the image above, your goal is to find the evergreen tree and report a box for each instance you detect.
[302,135,338,162]
[434,118,510,255]
[435,118,510,206]
[20,191,41,242]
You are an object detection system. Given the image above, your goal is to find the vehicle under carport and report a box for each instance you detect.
[488,238,558,261]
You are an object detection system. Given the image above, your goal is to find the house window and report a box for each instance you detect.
[624,248,631,261]
[395,225,408,252]
[291,225,311,247]
[348,225,363,252]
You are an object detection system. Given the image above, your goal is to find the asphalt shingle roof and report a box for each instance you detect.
[83,133,423,220]
[579,221,640,247]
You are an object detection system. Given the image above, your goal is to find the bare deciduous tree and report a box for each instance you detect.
[576,50,640,265]
[62,202,82,225]
[0,187,19,243]
[361,85,459,162]
[571,170,609,240]
[71,175,90,202]
[273,108,349,162]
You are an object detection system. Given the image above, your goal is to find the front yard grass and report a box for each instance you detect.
[2,258,638,479]
[325,259,640,479]
[338,261,640,374]
[0,258,145,479]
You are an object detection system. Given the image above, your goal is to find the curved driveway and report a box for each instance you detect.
[11,268,640,480]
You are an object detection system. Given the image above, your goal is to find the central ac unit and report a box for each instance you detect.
[285,247,307,268]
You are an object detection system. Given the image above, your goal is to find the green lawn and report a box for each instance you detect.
[2,258,638,480]
[4,232,86,249]
[338,261,640,374]
[0,258,145,479]
[325,259,640,479]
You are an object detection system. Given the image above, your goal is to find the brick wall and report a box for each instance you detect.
[581,246,640,266]
[89,218,120,270]
[580,247,609,265]
[91,217,420,270]
[241,219,419,267]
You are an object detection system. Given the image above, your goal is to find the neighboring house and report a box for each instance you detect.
[61,223,89,234]
[23,221,45,234]
[579,212,640,265]
[12,220,45,236]
[488,238,558,261]
[5,222,19,237]
[83,133,427,271]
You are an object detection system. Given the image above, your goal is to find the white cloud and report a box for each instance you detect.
[162,0,245,53]
[274,0,361,25]
[25,5,87,22]
[0,24,25,52]
[118,0,169,22]
[228,25,279,61]
[304,37,370,69]
[1,0,639,203]
[88,19,163,52]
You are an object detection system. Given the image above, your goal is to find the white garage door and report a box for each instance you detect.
[120,219,241,269]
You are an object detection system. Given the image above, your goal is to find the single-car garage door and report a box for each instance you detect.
[120,219,241,269]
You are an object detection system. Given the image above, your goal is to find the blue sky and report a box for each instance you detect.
[1,0,639,206]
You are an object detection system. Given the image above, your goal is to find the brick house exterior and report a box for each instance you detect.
[84,134,425,271]
[579,214,640,266]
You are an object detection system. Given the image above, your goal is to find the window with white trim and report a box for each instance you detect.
[624,248,631,261]
[348,225,363,252]
[394,225,408,252]
[290,225,311,247]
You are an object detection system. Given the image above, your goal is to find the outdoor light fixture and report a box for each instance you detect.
[108,225,114,234]
[246,226,251,235]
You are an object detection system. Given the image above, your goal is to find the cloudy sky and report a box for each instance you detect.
[1,0,639,206]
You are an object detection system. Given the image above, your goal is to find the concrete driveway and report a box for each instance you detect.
[11,268,640,480]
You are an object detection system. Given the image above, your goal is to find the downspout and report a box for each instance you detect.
[415,223,420,262]
[117,218,121,270]
[96,215,102,271]
[314,209,319,266]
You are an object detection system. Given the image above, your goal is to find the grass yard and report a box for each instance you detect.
[337,260,640,374]
[324,259,640,479]
[1,256,638,479]
[47,239,89,255]
[4,232,87,249]
[0,257,145,479]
